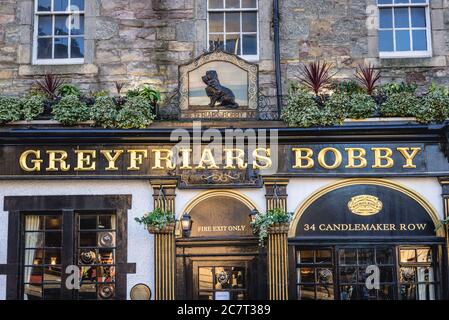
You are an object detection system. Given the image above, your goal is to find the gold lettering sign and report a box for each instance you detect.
[347,195,383,216]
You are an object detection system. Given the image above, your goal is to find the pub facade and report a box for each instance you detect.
[0,0,449,301]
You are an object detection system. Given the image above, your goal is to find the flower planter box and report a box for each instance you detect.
[344,117,418,123]
[147,222,176,234]
[267,223,290,234]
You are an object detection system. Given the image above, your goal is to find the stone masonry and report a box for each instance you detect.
[0,0,448,107]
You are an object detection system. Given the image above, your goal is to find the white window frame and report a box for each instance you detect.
[33,0,85,65]
[207,0,259,61]
[378,0,432,59]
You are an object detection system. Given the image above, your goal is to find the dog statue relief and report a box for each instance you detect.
[202,70,239,109]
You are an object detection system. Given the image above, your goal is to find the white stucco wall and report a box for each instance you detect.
[0,180,154,300]
[0,177,444,300]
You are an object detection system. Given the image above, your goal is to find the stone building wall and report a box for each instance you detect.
[0,0,277,109]
[280,0,449,92]
[0,0,448,107]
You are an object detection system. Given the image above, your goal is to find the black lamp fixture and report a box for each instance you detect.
[181,212,192,236]
[249,209,259,223]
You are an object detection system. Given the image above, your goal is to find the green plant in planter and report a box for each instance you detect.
[90,96,118,128]
[135,207,175,231]
[415,85,449,124]
[116,96,156,129]
[250,208,293,247]
[379,82,417,96]
[324,91,351,124]
[281,85,324,127]
[0,95,22,124]
[58,84,81,97]
[345,93,377,119]
[126,85,161,106]
[52,94,90,126]
[20,95,46,121]
[380,92,420,117]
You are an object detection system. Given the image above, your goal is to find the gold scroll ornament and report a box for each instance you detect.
[348,195,383,216]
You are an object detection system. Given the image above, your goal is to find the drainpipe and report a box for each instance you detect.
[273,0,283,118]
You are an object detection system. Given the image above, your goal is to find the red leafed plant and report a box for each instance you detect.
[36,74,64,99]
[355,64,381,96]
[298,61,335,96]
[115,81,125,95]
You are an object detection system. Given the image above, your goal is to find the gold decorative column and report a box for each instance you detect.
[264,178,289,300]
[150,180,177,300]
[439,178,449,297]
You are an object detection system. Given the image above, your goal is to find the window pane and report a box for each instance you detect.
[400,267,416,282]
[395,0,410,3]
[242,12,257,32]
[25,249,44,265]
[339,248,357,265]
[36,38,52,58]
[45,231,62,247]
[225,0,240,8]
[416,248,432,262]
[226,12,240,33]
[317,268,333,284]
[98,231,115,247]
[242,0,257,8]
[418,283,435,300]
[358,248,375,265]
[209,13,224,32]
[412,30,427,50]
[98,215,115,230]
[316,285,334,300]
[71,15,84,35]
[411,0,427,2]
[242,34,257,55]
[38,16,52,36]
[299,285,315,300]
[394,8,410,28]
[378,0,393,3]
[298,268,315,283]
[339,267,357,283]
[45,216,61,230]
[24,284,42,300]
[43,267,61,283]
[411,8,426,27]
[24,267,43,284]
[340,285,356,300]
[54,38,69,58]
[199,267,214,290]
[25,216,44,231]
[209,35,224,50]
[400,249,417,262]
[376,247,394,264]
[80,215,97,230]
[54,0,69,11]
[379,30,394,51]
[44,249,61,265]
[79,284,97,300]
[43,283,61,299]
[226,34,240,55]
[25,232,44,248]
[71,0,85,11]
[395,30,411,51]
[209,0,224,8]
[79,231,97,247]
[55,15,69,36]
[315,250,332,263]
[298,250,314,263]
[37,0,51,11]
[400,284,417,300]
[379,8,393,28]
[380,267,394,282]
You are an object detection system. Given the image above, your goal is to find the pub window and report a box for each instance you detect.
[33,0,85,65]
[22,211,117,300]
[377,0,432,58]
[207,0,259,60]
[399,247,438,300]
[295,245,441,300]
[23,214,63,299]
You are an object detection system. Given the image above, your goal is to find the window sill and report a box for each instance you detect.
[367,55,446,68]
[379,52,433,59]
[18,63,99,76]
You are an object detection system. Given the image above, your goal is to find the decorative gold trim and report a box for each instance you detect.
[181,189,261,214]
[288,178,444,237]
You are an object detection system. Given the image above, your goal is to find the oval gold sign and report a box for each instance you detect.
[348,195,383,216]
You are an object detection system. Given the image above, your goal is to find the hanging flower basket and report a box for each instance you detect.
[267,222,291,234]
[135,207,176,234]
[147,222,176,234]
[251,209,293,247]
